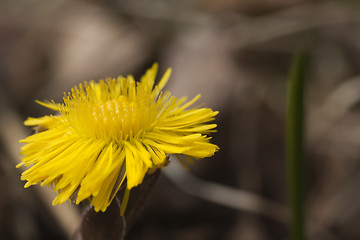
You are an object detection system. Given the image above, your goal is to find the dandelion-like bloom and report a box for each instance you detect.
[18,64,218,212]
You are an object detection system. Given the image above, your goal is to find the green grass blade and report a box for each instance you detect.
[286,51,307,240]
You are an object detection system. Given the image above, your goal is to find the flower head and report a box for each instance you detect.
[18,64,218,212]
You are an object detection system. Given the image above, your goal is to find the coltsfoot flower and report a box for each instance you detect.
[18,64,218,212]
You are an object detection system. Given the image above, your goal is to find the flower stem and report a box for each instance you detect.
[286,50,307,240]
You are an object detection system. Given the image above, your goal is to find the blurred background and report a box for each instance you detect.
[1,0,360,239]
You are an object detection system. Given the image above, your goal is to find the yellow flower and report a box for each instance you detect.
[18,64,218,212]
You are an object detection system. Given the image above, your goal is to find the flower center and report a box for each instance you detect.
[92,96,143,141]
